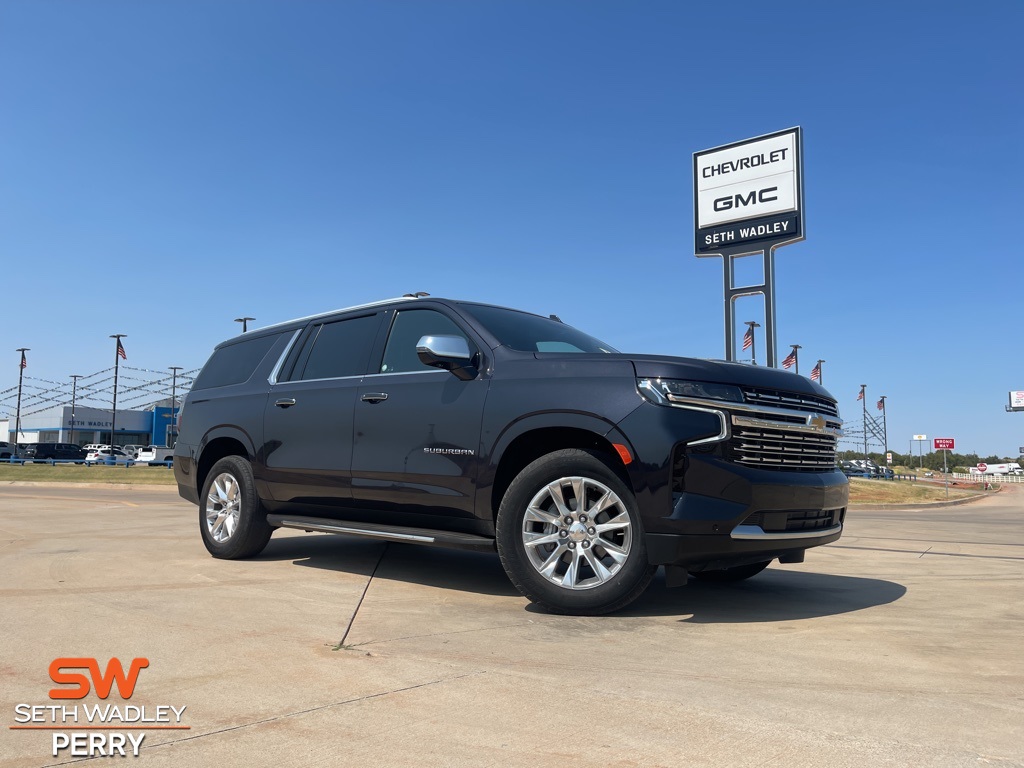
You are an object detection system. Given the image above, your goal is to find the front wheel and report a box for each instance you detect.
[496,449,655,615]
[198,456,273,559]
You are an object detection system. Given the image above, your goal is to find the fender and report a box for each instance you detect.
[475,409,641,517]
[198,424,257,460]
[195,424,262,496]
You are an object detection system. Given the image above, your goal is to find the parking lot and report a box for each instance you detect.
[1,483,1022,767]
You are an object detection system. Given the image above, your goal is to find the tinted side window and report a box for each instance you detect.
[380,310,469,374]
[193,333,283,390]
[297,315,379,381]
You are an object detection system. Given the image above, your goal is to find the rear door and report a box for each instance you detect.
[262,312,383,506]
[350,307,489,519]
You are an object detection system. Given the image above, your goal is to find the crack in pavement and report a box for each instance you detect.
[832,544,1024,561]
[40,672,486,766]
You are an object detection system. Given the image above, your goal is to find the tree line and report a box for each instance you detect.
[837,449,1020,472]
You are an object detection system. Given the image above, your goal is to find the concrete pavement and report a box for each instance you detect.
[1,484,1021,767]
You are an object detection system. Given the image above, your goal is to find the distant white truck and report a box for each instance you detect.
[136,445,174,465]
[969,462,1023,476]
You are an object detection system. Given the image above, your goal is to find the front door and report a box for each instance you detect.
[350,308,489,519]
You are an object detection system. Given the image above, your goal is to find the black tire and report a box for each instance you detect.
[496,448,655,615]
[198,456,273,559]
[689,560,771,583]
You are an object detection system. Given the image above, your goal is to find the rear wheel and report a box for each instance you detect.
[496,449,655,615]
[198,456,273,559]
[689,560,771,583]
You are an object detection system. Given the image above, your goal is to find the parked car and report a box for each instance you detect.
[121,444,144,459]
[85,447,133,464]
[83,444,111,452]
[841,466,871,478]
[876,467,894,479]
[0,441,18,460]
[136,446,174,464]
[175,296,848,615]
[23,443,87,462]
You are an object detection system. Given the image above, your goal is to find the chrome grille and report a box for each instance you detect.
[742,387,839,418]
[724,389,842,472]
[727,424,838,471]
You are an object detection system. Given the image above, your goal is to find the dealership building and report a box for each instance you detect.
[2,404,177,448]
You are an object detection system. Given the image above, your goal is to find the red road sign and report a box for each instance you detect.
[977,462,988,472]
[934,438,955,450]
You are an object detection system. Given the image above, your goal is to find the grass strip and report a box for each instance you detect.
[0,463,177,485]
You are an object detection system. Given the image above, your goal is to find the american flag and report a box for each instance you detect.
[782,349,797,369]
[742,327,753,351]
[877,398,885,411]
[857,388,864,401]
[810,362,821,381]
[19,351,27,369]
[116,339,127,360]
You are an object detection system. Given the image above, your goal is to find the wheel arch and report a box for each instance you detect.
[487,418,636,521]
[196,430,253,501]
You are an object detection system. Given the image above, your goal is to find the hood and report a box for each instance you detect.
[624,354,836,400]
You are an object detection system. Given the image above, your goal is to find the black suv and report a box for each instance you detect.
[23,443,87,461]
[175,297,847,614]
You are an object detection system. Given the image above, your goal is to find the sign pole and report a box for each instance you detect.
[764,246,778,368]
[944,449,948,498]
[695,128,804,368]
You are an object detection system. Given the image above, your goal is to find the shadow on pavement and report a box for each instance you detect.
[620,569,907,622]
[256,534,905,621]
[256,535,521,598]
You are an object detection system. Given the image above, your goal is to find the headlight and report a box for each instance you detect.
[637,378,743,406]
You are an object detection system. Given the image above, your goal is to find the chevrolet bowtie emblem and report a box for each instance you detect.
[808,414,827,430]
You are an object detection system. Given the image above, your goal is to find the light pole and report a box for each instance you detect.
[110,335,126,452]
[169,366,182,446]
[70,375,82,445]
[234,317,255,333]
[15,348,28,443]
[860,384,868,461]
[744,321,761,366]
[878,395,888,461]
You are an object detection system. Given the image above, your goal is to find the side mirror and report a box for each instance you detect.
[416,335,478,381]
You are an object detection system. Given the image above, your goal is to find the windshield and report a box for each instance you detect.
[460,303,617,354]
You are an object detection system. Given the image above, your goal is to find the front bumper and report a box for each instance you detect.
[643,455,849,568]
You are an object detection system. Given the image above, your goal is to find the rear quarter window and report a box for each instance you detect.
[193,333,285,390]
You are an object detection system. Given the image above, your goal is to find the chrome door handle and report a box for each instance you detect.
[275,398,297,408]
[361,393,389,403]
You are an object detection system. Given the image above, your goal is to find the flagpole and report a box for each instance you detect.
[815,359,825,386]
[110,335,126,452]
[15,348,29,443]
[744,320,760,366]
[790,344,801,374]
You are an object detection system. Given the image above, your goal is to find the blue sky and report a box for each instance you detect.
[1,1,1021,457]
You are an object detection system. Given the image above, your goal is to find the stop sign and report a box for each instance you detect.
[978,463,988,472]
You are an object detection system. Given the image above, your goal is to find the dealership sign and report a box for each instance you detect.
[694,127,804,256]
[1009,391,1024,411]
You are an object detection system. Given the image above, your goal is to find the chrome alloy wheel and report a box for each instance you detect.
[204,472,241,543]
[521,476,633,590]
